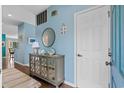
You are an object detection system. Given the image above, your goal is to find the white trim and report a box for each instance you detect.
[74,5,105,16]
[64,81,76,87]
[6,35,18,39]
[14,61,29,67]
[24,64,29,67]
[108,6,112,87]
[74,5,111,87]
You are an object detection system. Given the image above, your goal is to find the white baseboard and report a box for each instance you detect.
[24,64,29,67]
[64,81,76,87]
[15,61,29,67]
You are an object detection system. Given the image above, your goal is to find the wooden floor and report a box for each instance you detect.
[3,58,73,88]
[15,63,73,88]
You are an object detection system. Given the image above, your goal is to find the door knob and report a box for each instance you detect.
[105,61,112,66]
[108,52,112,57]
[77,54,83,57]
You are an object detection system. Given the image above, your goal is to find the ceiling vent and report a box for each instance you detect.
[36,10,47,25]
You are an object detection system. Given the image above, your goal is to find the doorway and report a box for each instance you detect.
[75,6,111,88]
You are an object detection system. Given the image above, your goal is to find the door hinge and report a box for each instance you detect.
[108,11,111,18]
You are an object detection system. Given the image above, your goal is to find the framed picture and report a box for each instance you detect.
[28,37,36,44]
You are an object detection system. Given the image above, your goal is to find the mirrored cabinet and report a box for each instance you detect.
[29,54,64,87]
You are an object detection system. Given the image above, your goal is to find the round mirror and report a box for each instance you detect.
[42,28,55,47]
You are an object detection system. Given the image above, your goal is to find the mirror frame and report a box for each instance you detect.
[42,27,55,47]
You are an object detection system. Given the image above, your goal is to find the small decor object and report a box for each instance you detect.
[40,49,46,55]
[51,10,58,16]
[32,42,40,54]
[47,48,56,56]
[60,23,67,35]
[28,37,36,45]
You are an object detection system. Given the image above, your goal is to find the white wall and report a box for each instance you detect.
[2,24,18,39]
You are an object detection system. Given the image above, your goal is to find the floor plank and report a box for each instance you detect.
[3,57,73,88]
[14,63,73,88]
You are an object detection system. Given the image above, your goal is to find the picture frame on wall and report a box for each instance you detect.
[28,37,36,44]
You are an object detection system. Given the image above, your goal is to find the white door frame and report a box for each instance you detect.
[74,5,111,87]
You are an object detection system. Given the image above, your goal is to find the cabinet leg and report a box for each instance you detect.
[56,85,59,88]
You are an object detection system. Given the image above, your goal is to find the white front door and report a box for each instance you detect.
[76,6,110,88]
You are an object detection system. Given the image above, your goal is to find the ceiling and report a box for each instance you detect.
[20,5,50,15]
[2,5,50,26]
[2,5,50,39]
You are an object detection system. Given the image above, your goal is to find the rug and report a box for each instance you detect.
[2,68,41,88]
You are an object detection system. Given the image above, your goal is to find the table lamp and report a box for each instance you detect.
[32,42,40,54]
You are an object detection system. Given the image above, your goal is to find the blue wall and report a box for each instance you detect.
[15,23,35,64]
[36,5,93,84]
[111,5,124,88]
[13,5,124,87]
